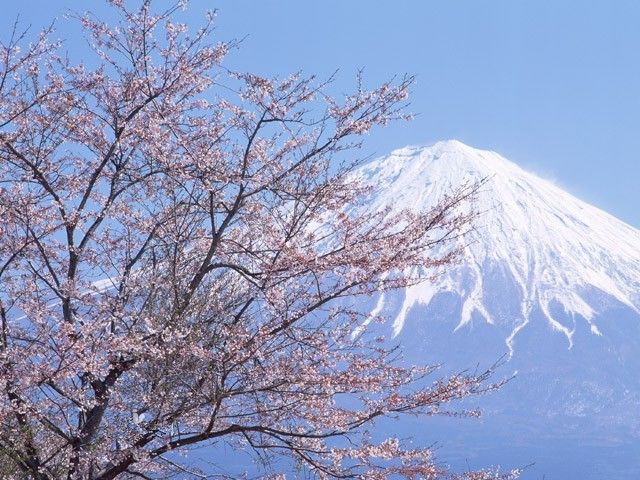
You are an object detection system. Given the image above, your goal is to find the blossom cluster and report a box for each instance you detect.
[0,1,514,479]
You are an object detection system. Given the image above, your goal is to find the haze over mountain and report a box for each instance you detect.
[354,141,640,479]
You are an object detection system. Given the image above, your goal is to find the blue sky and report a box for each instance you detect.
[3,1,639,226]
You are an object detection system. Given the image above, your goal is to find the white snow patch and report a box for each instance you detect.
[355,140,640,352]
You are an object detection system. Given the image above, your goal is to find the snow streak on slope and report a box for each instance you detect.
[355,140,640,352]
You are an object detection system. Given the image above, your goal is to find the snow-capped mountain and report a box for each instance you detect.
[356,140,640,353]
[354,140,640,478]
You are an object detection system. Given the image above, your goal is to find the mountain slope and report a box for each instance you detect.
[352,140,640,478]
[355,140,640,353]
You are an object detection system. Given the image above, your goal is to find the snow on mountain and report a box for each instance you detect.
[355,140,640,354]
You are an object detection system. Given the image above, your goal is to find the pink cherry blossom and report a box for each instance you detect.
[0,2,517,479]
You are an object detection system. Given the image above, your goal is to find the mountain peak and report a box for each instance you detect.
[357,141,640,353]
[417,139,480,156]
[392,139,472,155]
[383,140,531,183]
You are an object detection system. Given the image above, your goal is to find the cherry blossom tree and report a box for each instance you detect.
[0,2,518,479]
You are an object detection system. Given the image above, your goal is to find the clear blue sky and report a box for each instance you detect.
[4,1,639,227]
